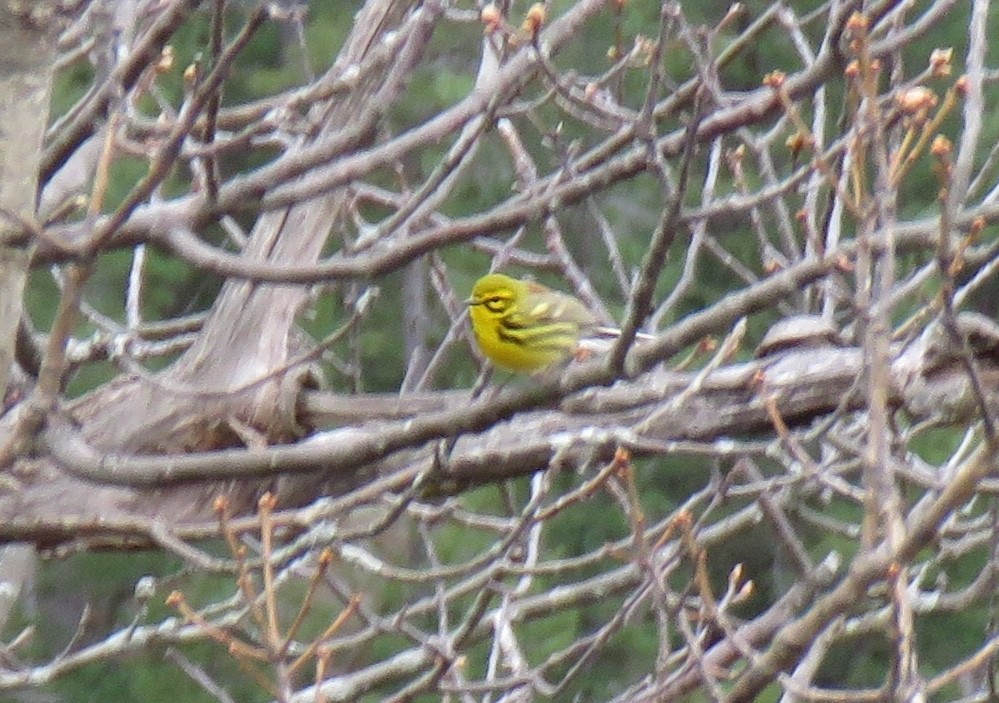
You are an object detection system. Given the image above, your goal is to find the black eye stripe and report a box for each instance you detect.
[485,299,506,313]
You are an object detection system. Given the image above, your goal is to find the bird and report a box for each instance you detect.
[466,272,619,373]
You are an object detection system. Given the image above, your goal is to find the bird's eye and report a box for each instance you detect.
[485,295,507,313]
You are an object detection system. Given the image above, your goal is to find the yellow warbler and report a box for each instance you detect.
[466,273,601,373]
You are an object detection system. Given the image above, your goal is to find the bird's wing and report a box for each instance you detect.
[521,284,597,329]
